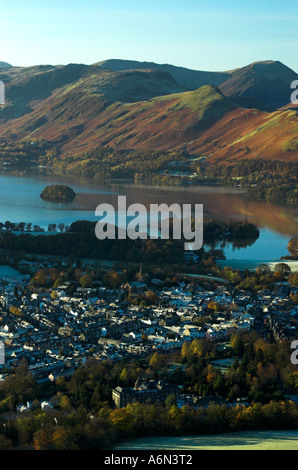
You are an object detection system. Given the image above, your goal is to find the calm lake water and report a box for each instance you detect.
[0,172,297,265]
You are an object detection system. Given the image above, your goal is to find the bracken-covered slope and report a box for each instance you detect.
[0,60,297,164]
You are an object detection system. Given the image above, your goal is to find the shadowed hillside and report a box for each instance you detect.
[98,58,298,110]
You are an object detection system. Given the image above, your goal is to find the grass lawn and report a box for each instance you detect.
[114,430,298,450]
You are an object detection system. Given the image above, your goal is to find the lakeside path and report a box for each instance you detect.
[114,430,298,450]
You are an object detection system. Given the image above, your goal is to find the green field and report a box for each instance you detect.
[114,430,298,450]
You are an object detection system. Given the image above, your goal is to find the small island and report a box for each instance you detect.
[40,184,76,203]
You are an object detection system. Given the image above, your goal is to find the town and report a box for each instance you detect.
[0,251,297,413]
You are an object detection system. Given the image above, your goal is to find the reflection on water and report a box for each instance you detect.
[0,172,297,261]
[73,184,298,238]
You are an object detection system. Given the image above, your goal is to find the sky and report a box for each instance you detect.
[0,0,297,72]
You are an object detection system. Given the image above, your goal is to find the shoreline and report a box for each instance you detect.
[216,259,298,272]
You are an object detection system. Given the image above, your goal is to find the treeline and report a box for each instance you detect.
[0,218,259,265]
[49,146,189,182]
[210,262,297,290]
[180,334,297,401]
[203,218,259,246]
[197,159,298,180]
[0,230,185,265]
[1,141,296,206]
[246,184,298,206]
[0,139,58,168]
[1,140,296,205]
[196,159,298,206]
[1,399,298,450]
[0,140,192,183]
[286,237,298,260]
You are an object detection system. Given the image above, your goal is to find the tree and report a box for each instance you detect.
[0,435,13,450]
[40,185,76,203]
[48,223,57,232]
[145,290,158,305]
[213,373,226,396]
[206,364,217,385]
[181,341,190,362]
[119,367,129,386]
[289,272,298,287]
[17,222,25,232]
[231,335,244,356]
[109,408,134,435]
[33,428,52,450]
[90,384,102,410]
[9,306,22,317]
[52,427,78,450]
[189,338,205,359]
[288,238,298,258]
[51,290,58,299]
[53,277,64,288]
[256,264,271,275]
[59,395,72,411]
[165,394,177,408]
[207,301,222,313]
[79,273,92,288]
[4,221,12,231]
[149,352,164,371]
[274,263,291,278]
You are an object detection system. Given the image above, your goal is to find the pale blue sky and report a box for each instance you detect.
[0,0,297,72]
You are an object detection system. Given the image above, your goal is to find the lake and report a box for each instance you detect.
[113,429,298,450]
[0,172,297,266]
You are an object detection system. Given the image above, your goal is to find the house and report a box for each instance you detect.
[241,312,255,326]
[182,325,205,339]
[40,400,53,410]
[151,278,163,286]
[112,380,180,408]
[124,281,147,294]
[206,328,222,340]
[16,403,29,413]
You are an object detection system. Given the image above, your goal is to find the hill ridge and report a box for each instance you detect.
[0,58,297,165]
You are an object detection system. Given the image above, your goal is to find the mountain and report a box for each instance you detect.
[98,59,298,110]
[0,63,185,121]
[0,61,12,69]
[0,59,297,165]
[97,59,230,90]
[219,60,298,110]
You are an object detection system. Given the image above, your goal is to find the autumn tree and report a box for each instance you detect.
[119,367,130,386]
[289,272,298,287]
[52,426,78,450]
[288,237,298,258]
[149,352,165,372]
[231,334,244,356]
[274,262,291,278]
[33,428,53,450]
[79,273,93,288]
